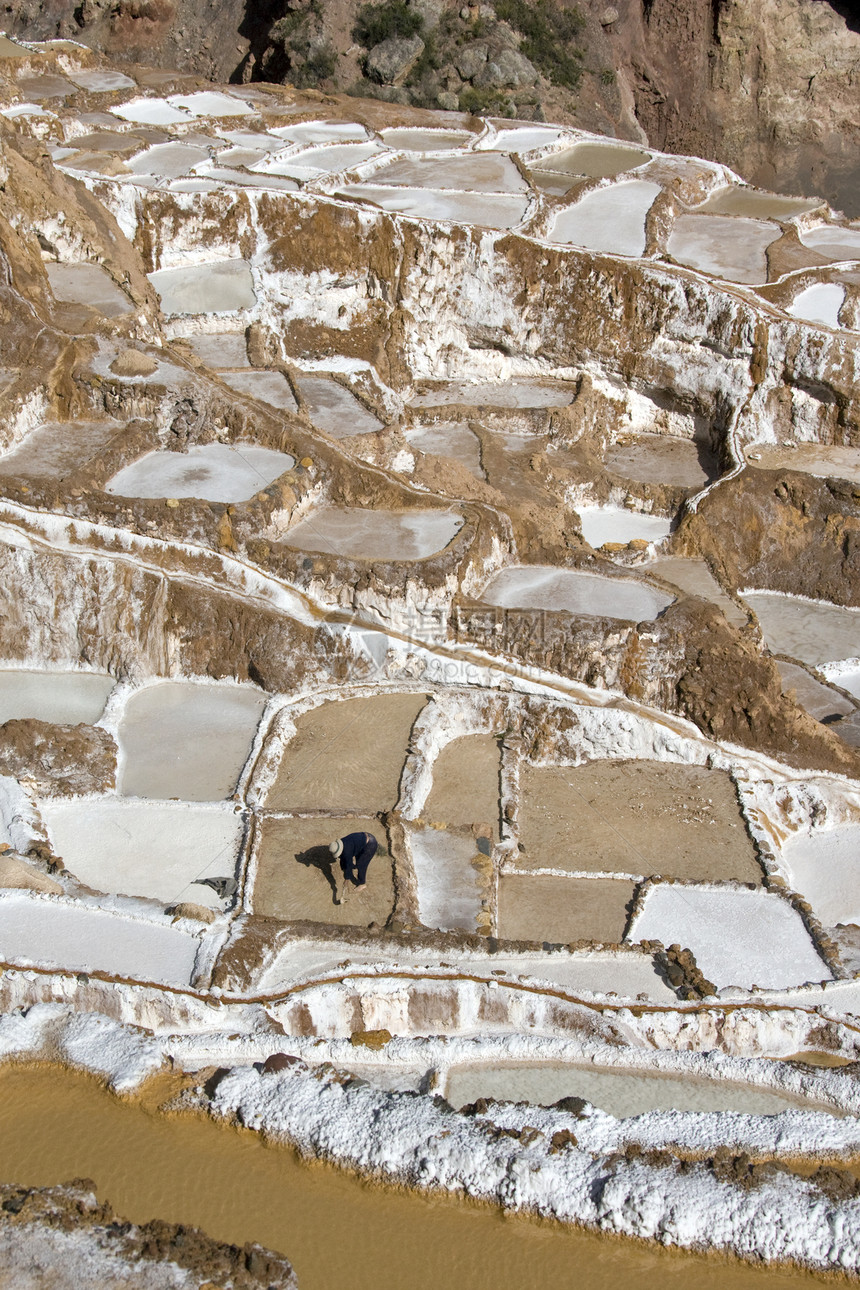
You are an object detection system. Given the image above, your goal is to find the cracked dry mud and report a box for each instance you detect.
[0,23,858,1290]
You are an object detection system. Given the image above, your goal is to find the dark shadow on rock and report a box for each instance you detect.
[295,844,339,902]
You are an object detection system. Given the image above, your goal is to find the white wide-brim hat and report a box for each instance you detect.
[329,838,343,857]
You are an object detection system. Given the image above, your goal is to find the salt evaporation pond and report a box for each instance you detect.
[484,126,563,153]
[343,185,530,229]
[379,127,473,151]
[117,681,266,800]
[372,154,527,193]
[260,141,384,176]
[40,799,244,909]
[781,825,860,925]
[67,68,136,92]
[111,97,190,127]
[800,225,860,262]
[834,667,860,700]
[405,422,483,477]
[548,181,661,256]
[0,669,114,725]
[220,370,298,410]
[746,443,860,485]
[696,187,819,220]
[788,282,845,327]
[148,260,256,314]
[185,332,249,367]
[667,215,778,284]
[46,262,133,317]
[0,419,121,478]
[604,433,717,489]
[271,121,367,145]
[167,91,253,118]
[630,885,830,990]
[744,592,860,668]
[106,442,295,503]
[126,142,209,180]
[445,1062,822,1117]
[411,828,484,933]
[284,506,463,561]
[410,380,573,409]
[0,895,200,985]
[537,141,651,178]
[295,375,382,437]
[481,567,674,622]
[577,505,672,549]
[776,661,855,723]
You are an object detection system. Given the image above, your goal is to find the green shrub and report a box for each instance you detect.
[353,0,423,48]
[458,84,513,117]
[492,0,584,91]
[293,42,337,86]
[599,66,616,85]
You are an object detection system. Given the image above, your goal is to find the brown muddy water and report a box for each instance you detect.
[0,1065,847,1290]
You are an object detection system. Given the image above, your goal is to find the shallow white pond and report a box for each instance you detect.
[184,332,249,367]
[645,557,747,627]
[538,141,651,178]
[409,380,573,409]
[220,370,298,411]
[411,828,484,933]
[745,443,860,485]
[0,669,114,725]
[833,667,860,701]
[629,885,830,990]
[667,215,778,284]
[126,141,210,180]
[777,660,855,722]
[46,263,133,317]
[481,566,674,622]
[202,167,299,192]
[111,97,190,126]
[578,505,672,549]
[781,826,860,926]
[373,153,527,193]
[379,127,473,152]
[744,592,860,667]
[148,260,256,314]
[604,433,717,489]
[284,506,463,561]
[67,69,136,92]
[16,74,75,100]
[41,798,244,909]
[260,141,384,176]
[696,186,819,220]
[295,375,382,437]
[106,442,295,503]
[0,419,121,478]
[0,893,200,985]
[343,184,530,229]
[404,422,483,477]
[548,181,661,257]
[445,1062,820,1116]
[167,91,253,118]
[118,681,266,801]
[269,121,367,146]
[787,282,845,328]
[482,127,563,154]
[800,225,860,262]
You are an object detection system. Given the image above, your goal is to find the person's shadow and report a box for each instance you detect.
[295,844,340,904]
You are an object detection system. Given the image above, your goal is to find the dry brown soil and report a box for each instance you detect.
[253,815,394,928]
[423,734,501,838]
[266,693,428,812]
[517,761,761,883]
[498,874,635,944]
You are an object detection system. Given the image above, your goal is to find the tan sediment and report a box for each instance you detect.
[0,1063,851,1290]
[498,875,636,944]
[423,734,502,839]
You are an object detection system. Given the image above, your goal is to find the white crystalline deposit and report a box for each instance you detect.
[788,282,846,329]
[0,1005,164,1090]
[205,1060,860,1270]
[629,885,830,990]
[0,667,114,725]
[106,441,296,503]
[781,825,860,925]
[547,181,661,256]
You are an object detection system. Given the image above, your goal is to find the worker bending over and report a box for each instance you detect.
[330,831,378,904]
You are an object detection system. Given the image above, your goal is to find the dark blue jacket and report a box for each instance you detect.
[339,831,378,885]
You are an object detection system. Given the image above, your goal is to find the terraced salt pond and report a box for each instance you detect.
[696,187,820,219]
[410,828,485,933]
[745,443,860,484]
[378,127,473,151]
[0,419,123,478]
[40,799,243,909]
[445,1063,826,1117]
[481,567,674,621]
[117,681,266,800]
[799,226,860,262]
[0,668,114,725]
[148,260,256,314]
[219,370,298,410]
[404,422,483,477]
[536,141,651,179]
[577,505,672,549]
[788,282,845,327]
[106,442,296,502]
[781,825,860,926]
[343,185,530,229]
[294,375,383,437]
[548,181,661,256]
[45,262,133,317]
[410,381,574,409]
[604,433,718,489]
[284,507,463,561]
[667,215,778,284]
[743,592,860,668]
[372,154,527,193]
